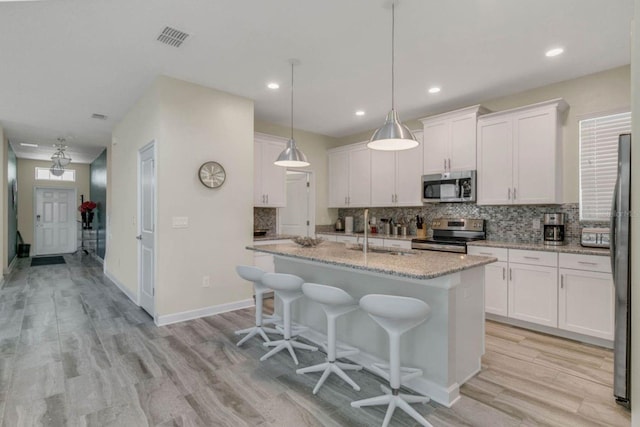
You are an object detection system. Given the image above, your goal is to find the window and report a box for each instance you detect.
[35,167,76,182]
[579,111,631,220]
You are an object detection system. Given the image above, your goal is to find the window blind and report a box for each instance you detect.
[579,111,631,220]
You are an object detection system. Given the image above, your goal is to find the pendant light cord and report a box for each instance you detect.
[391,1,395,110]
[290,62,294,140]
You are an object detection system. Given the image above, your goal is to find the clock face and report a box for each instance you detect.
[198,161,226,188]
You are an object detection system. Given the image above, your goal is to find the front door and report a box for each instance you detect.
[138,142,156,317]
[34,188,76,255]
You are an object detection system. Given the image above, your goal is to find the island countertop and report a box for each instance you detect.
[247,241,496,280]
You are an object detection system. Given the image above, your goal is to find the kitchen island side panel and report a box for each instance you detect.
[274,256,485,404]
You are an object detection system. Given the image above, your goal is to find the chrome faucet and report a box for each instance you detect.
[363,209,369,255]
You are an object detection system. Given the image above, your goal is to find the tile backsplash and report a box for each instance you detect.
[338,203,609,244]
[254,207,277,235]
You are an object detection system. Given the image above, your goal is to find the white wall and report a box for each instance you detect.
[338,66,631,203]
[16,159,90,255]
[109,75,254,318]
[254,120,341,225]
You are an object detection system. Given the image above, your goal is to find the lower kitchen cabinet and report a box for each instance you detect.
[253,239,292,273]
[469,245,614,343]
[558,268,614,340]
[508,263,558,328]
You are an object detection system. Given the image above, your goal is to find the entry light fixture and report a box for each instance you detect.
[368,1,418,151]
[50,138,72,176]
[274,59,310,168]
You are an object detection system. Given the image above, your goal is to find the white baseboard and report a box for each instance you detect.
[104,269,139,305]
[91,253,104,265]
[156,298,255,327]
[3,255,18,275]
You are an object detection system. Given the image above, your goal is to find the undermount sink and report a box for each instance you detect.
[347,246,415,256]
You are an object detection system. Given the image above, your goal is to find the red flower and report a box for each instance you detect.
[78,201,97,213]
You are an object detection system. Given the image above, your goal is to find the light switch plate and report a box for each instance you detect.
[172,216,189,228]
[532,218,541,230]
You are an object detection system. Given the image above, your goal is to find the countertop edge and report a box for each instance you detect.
[467,240,610,256]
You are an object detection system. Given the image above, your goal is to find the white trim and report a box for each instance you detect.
[155,298,255,326]
[104,268,139,305]
[576,106,631,122]
[91,252,104,265]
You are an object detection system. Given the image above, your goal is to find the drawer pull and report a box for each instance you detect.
[578,261,598,266]
[502,267,506,280]
[561,274,564,289]
[523,256,540,260]
[509,268,512,281]
[479,252,493,256]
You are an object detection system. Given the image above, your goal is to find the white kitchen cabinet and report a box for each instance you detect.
[421,105,487,174]
[371,130,423,207]
[558,253,614,340]
[477,99,567,205]
[254,133,287,207]
[253,239,292,273]
[383,239,412,250]
[508,262,558,328]
[468,246,509,316]
[336,235,358,244]
[328,143,371,208]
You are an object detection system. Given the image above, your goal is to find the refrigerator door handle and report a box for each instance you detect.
[610,176,618,278]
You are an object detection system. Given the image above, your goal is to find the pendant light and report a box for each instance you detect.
[274,59,310,167]
[368,1,418,151]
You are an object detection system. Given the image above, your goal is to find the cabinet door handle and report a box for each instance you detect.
[509,268,512,281]
[508,188,511,200]
[513,188,517,200]
[448,158,451,170]
[392,194,394,203]
[561,274,564,289]
[479,251,493,256]
[502,267,506,280]
[444,159,447,170]
[578,261,597,266]
[523,256,540,260]
[266,194,269,204]
[345,196,347,205]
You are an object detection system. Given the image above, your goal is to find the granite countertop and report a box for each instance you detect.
[467,240,610,256]
[315,230,416,242]
[248,241,496,281]
[253,234,297,242]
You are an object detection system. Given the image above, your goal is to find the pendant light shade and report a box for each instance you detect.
[368,1,418,151]
[274,60,310,168]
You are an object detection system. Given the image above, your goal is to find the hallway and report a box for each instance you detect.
[0,256,630,426]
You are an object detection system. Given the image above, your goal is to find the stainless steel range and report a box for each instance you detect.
[411,218,486,253]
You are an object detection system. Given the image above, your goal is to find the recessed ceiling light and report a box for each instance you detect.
[545,47,564,57]
[355,110,366,116]
[19,142,38,148]
[428,87,441,94]
[267,82,280,90]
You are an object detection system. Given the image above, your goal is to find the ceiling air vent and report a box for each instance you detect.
[157,26,190,48]
[91,113,108,120]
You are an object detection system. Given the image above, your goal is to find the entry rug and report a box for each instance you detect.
[31,256,66,267]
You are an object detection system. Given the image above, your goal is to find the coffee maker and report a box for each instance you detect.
[543,213,566,245]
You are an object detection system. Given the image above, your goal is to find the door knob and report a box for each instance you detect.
[136,235,142,240]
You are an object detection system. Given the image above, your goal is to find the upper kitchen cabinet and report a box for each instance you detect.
[371,130,424,207]
[254,133,287,207]
[477,99,568,205]
[421,105,488,174]
[328,143,371,208]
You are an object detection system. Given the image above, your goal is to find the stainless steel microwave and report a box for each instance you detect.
[422,170,476,203]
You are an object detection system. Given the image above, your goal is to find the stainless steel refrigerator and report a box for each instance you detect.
[611,133,631,408]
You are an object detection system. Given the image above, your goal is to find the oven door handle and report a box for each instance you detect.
[411,242,466,253]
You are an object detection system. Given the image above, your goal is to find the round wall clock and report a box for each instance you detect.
[198,161,226,188]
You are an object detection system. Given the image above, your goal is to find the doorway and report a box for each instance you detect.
[279,170,315,236]
[34,187,77,255]
[138,142,156,318]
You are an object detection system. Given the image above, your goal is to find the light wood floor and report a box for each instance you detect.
[0,256,631,426]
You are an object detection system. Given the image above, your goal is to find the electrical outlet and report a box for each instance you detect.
[532,218,541,230]
[202,276,210,288]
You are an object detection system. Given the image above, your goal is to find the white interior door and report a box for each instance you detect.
[279,171,313,236]
[34,188,76,255]
[138,143,156,317]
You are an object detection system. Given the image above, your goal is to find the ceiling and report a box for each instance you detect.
[0,0,633,163]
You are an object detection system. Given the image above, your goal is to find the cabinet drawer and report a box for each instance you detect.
[359,236,384,246]
[336,235,358,244]
[559,253,611,273]
[509,249,557,267]
[467,246,508,262]
[316,234,337,242]
[384,240,412,250]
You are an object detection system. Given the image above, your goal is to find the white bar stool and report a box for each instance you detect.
[234,266,280,346]
[351,294,433,427]
[260,273,318,365]
[296,283,362,394]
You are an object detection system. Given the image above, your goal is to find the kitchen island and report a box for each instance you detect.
[248,242,496,406]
